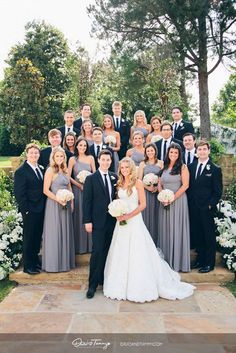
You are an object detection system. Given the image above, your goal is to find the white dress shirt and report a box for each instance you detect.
[99,168,112,201]
[65,124,74,134]
[195,158,209,178]
[113,116,121,129]
[27,161,43,179]
[161,137,172,160]
[185,148,196,164]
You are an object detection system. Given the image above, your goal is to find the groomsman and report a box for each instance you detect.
[89,127,115,171]
[83,150,118,298]
[155,121,184,161]
[57,110,80,142]
[14,143,45,275]
[183,133,198,165]
[172,106,194,141]
[38,129,73,169]
[74,103,94,132]
[112,101,130,159]
[188,141,223,273]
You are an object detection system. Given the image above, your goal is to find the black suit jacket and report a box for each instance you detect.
[187,160,222,210]
[155,137,184,160]
[183,148,198,165]
[14,161,45,214]
[83,170,118,229]
[89,144,115,172]
[74,118,97,133]
[38,147,73,170]
[173,120,194,141]
[113,117,130,159]
[57,126,80,143]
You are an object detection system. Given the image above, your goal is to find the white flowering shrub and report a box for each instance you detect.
[0,208,23,280]
[215,201,236,272]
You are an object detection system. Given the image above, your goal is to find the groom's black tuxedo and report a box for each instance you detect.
[14,161,46,271]
[187,160,222,267]
[83,170,118,290]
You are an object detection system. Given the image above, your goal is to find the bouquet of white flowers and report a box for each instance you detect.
[157,189,175,210]
[108,199,129,225]
[104,135,116,146]
[77,170,91,184]
[56,189,74,208]
[143,173,158,186]
[151,135,162,143]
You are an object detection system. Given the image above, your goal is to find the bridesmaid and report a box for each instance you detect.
[146,116,163,144]
[63,132,77,155]
[130,110,151,142]
[80,119,94,147]
[42,146,75,272]
[158,143,191,272]
[68,137,96,254]
[102,114,121,173]
[126,131,145,167]
[138,143,163,245]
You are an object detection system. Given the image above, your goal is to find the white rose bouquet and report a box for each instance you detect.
[108,199,129,225]
[77,170,91,184]
[157,189,175,210]
[56,189,74,209]
[143,173,158,186]
[104,135,116,146]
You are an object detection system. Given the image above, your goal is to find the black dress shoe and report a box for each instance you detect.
[198,266,214,273]
[86,288,96,299]
[36,264,42,271]
[24,268,40,275]
[191,262,201,269]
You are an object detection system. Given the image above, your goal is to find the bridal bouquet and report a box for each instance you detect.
[108,199,129,225]
[56,189,74,209]
[157,189,175,210]
[77,170,91,184]
[104,135,116,146]
[143,173,158,186]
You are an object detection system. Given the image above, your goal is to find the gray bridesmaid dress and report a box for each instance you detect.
[158,169,190,272]
[72,160,92,254]
[131,149,145,166]
[142,163,161,245]
[133,126,149,141]
[42,173,75,272]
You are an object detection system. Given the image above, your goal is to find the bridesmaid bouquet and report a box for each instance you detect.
[56,189,74,209]
[143,173,158,186]
[104,135,116,146]
[151,135,162,143]
[77,170,91,184]
[157,189,175,210]
[108,199,129,225]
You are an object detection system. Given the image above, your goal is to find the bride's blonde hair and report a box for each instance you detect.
[117,157,137,196]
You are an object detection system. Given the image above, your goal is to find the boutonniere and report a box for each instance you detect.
[194,154,198,159]
[121,118,125,122]
[39,165,44,170]
[111,175,116,180]
[206,164,211,171]
[102,145,107,149]
[180,122,183,127]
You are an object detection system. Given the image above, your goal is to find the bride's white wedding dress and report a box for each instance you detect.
[103,187,195,303]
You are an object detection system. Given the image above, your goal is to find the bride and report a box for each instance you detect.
[103,157,195,302]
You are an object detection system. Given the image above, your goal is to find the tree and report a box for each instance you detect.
[212,67,236,128]
[6,20,71,128]
[0,58,49,145]
[88,0,236,138]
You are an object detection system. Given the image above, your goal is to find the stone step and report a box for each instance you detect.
[9,265,234,285]
[75,251,223,267]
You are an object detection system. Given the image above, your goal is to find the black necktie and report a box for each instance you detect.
[67,127,70,132]
[116,118,119,130]
[174,123,178,137]
[163,140,167,160]
[96,145,100,157]
[187,151,191,165]
[35,168,42,180]
[104,174,111,203]
[196,163,203,179]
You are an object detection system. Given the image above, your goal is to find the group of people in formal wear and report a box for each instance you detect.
[14,101,223,303]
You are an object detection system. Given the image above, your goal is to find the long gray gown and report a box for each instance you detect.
[142,163,161,245]
[72,160,92,254]
[131,149,144,166]
[42,173,75,272]
[158,169,190,272]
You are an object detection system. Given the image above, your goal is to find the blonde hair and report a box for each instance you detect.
[117,157,137,196]
[133,110,147,127]
[48,128,62,139]
[102,114,115,130]
[49,146,67,174]
[112,101,122,108]
[81,119,93,137]
[132,130,144,146]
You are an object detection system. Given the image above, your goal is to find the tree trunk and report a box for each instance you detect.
[198,11,211,140]
[179,52,188,108]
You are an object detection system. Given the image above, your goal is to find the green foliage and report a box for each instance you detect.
[210,138,226,164]
[212,67,236,128]
[225,182,236,209]
[0,124,23,156]
[0,278,16,302]
[0,170,14,211]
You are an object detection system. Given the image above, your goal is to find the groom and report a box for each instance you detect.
[83,150,118,298]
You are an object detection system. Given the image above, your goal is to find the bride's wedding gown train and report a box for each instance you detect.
[103,187,195,303]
